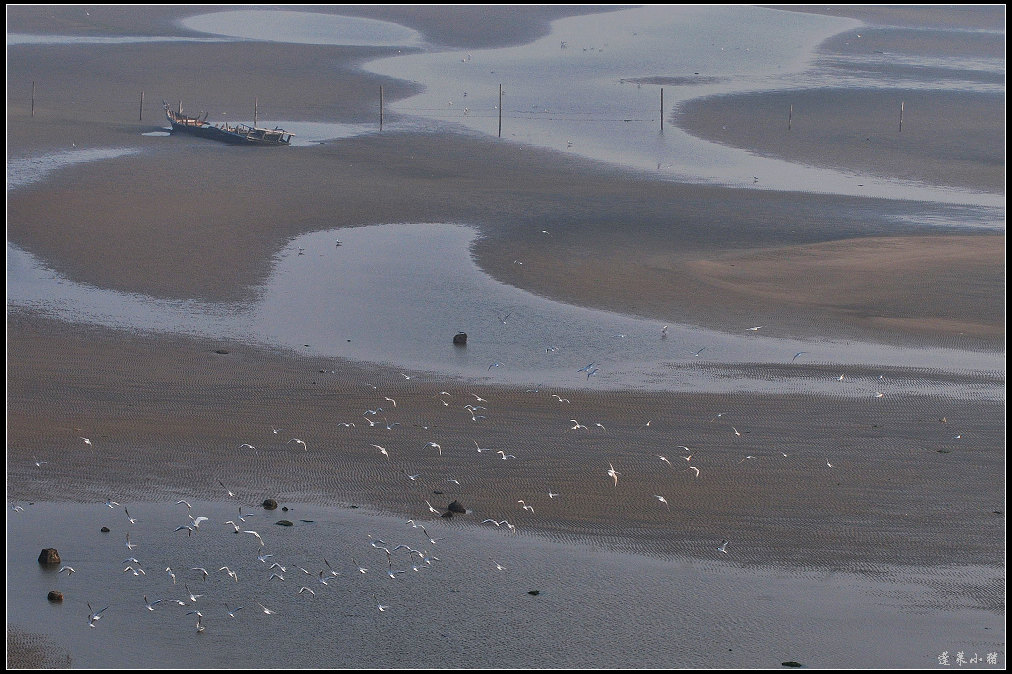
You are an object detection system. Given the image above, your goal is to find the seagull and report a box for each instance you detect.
[661,325,669,338]
[123,565,145,576]
[269,562,287,573]
[185,585,203,602]
[657,455,673,467]
[124,508,137,524]
[424,500,441,515]
[403,470,422,481]
[837,374,845,381]
[693,347,707,357]
[374,594,389,612]
[218,481,236,498]
[218,566,239,583]
[384,397,397,408]
[826,459,834,468]
[353,558,369,574]
[324,558,341,577]
[58,566,76,576]
[289,438,308,451]
[497,450,517,460]
[176,499,192,509]
[190,516,209,529]
[268,572,285,582]
[548,491,560,499]
[298,587,316,597]
[791,351,807,362]
[746,326,763,331]
[577,362,597,373]
[32,457,49,467]
[79,437,93,446]
[371,444,391,461]
[474,440,493,453]
[143,596,163,611]
[732,426,741,437]
[195,614,205,633]
[191,567,209,582]
[491,559,507,571]
[239,443,257,453]
[257,602,275,615]
[104,499,121,508]
[425,442,442,455]
[225,603,243,618]
[569,420,588,431]
[225,520,241,533]
[607,462,620,487]
[518,500,534,513]
[243,530,264,546]
[125,533,136,550]
[717,539,729,554]
[653,495,670,509]
[400,373,413,380]
[166,567,176,584]
[875,391,884,398]
[551,394,571,403]
[488,361,504,371]
[471,393,487,403]
[688,466,700,478]
[87,603,108,628]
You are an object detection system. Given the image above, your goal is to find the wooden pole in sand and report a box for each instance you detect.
[498,83,502,138]
[31,81,35,117]
[788,104,792,131]
[380,85,384,130]
[254,96,258,127]
[139,91,144,121]
[660,88,664,131]
[899,100,904,133]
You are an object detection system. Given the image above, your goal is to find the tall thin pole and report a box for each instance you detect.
[498,84,502,138]
[139,91,144,121]
[660,88,663,131]
[380,85,384,130]
[788,104,792,131]
[254,96,258,127]
[899,100,904,133]
[31,81,35,117]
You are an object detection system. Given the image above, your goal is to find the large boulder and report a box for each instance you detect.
[447,500,466,514]
[47,591,64,602]
[262,498,278,510]
[38,548,61,565]
[453,332,467,345]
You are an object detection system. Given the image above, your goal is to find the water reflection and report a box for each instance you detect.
[178,10,423,47]
[7,224,1004,398]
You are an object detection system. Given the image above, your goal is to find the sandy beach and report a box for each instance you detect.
[6,5,1005,669]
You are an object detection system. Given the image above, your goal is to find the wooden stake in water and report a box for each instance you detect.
[380,85,384,130]
[139,91,144,121]
[498,83,503,138]
[31,81,35,117]
[660,88,664,131]
[254,96,258,127]
[899,100,904,133]
[789,104,792,131]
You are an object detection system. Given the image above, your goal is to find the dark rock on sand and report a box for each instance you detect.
[275,520,294,527]
[528,590,540,596]
[262,498,278,510]
[447,500,466,514]
[453,332,467,345]
[47,591,63,602]
[432,490,444,495]
[100,526,110,533]
[282,506,289,512]
[441,510,453,518]
[214,349,229,354]
[38,549,61,565]
[782,662,803,668]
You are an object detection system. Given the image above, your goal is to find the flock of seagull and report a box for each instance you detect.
[16,319,925,641]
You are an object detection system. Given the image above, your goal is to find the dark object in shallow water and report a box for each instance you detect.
[262,498,278,510]
[527,590,540,596]
[47,591,64,602]
[441,510,453,518]
[447,500,466,514]
[164,102,294,146]
[782,662,803,668]
[38,548,61,565]
[282,506,289,512]
[432,490,444,495]
[214,349,230,355]
[100,526,110,533]
[275,520,294,527]
[453,332,467,345]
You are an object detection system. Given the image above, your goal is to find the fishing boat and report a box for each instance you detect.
[163,102,294,146]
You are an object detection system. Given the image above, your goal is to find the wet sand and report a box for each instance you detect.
[6,5,1006,668]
